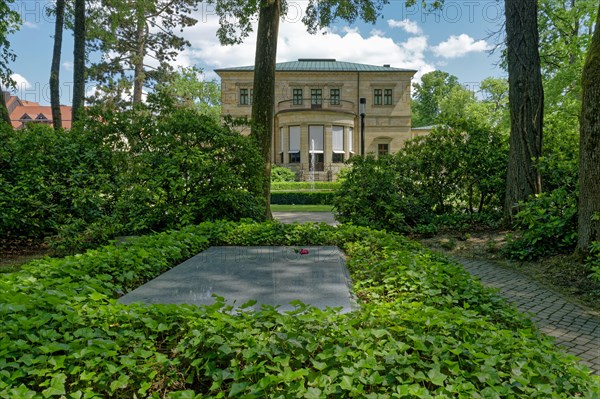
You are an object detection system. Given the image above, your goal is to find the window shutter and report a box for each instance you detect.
[348,127,354,152]
[332,126,344,153]
[289,126,300,152]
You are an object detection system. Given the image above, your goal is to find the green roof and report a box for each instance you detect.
[215,58,416,73]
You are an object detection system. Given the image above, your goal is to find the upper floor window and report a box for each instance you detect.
[384,89,393,105]
[374,88,393,106]
[311,89,322,106]
[330,88,340,105]
[293,89,303,105]
[374,89,383,106]
[239,88,253,105]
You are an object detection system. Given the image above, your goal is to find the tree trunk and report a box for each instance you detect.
[0,91,10,126]
[132,8,146,104]
[577,4,600,253]
[250,0,280,220]
[50,0,65,130]
[72,0,86,123]
[503,0,544,220]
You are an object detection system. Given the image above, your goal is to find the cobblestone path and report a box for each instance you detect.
[457,257,600,375]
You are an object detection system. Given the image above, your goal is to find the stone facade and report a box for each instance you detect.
[215,59,416,181]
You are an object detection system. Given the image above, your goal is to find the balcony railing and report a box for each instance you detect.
[277,98,355,114]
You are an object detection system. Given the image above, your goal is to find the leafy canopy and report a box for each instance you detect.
[0,0,20,86]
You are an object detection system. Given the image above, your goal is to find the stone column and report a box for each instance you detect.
[300,123,309,168]
[324,124,333,165]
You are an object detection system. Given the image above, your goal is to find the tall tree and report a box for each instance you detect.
[153,66,221,119]
[539,0,597,140]
[250,0,280,219]
[210,0,436,218]
[503,0,544,220]
[0,0,20,126]
[87,0,199,106]
[50,0,66,130]
[72,0,86,122]
[411,70,461,127]
[577,4,600,253]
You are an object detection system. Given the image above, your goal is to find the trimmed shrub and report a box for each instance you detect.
[333,155,432,231]
[270,191,335,205]
[333,119,507,233]
[270,166,296,182]
[0,106,265,251]
[271,181,340,191]
[0,123,113,239]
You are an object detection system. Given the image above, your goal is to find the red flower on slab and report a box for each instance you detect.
[299,249,309,255]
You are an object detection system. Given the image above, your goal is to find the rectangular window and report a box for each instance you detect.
[309,125,325,171]
[293,88,303,105]
[240,88,249,105]
[374,89,383,106]
[289,126,300,163]
[332,125,344,163]
[249,89,253,105]
[384,89,393,105]
[309,125,324,153]
[332,153,344,163]
[311,89,322,106]
[378,143,389,156]
[330,88,340,105]
[348,127,354,153]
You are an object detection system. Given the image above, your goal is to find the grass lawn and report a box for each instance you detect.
[270,204,334,212]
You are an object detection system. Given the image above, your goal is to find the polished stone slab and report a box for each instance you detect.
[119,246,356,313]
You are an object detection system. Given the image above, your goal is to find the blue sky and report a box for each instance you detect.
[7,0,507,105]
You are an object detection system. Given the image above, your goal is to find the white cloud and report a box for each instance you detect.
[178,13,434,78]
[23,21,39,29]
[10,74,31,90]
[431,34,491,59]
[62,61,74,71]
[387,19,422,35]
[341,26,360,35]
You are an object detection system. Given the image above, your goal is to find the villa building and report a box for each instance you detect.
[2,92,72,129]
[215,59,417,181]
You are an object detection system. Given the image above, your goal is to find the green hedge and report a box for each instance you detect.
[271,181,340,191]
[0,107,264,246]
[270,191,335,205]
[1,222,598,397]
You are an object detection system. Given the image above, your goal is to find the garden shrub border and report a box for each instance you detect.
[270,191,335,205]
[271,182,340,191]
[1,221,598,398]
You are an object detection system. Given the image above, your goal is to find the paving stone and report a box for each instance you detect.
[452,256,600,376]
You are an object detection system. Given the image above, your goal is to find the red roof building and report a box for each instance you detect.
[3,92,72,129]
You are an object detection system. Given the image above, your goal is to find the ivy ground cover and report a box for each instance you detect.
[1,222,599,398]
